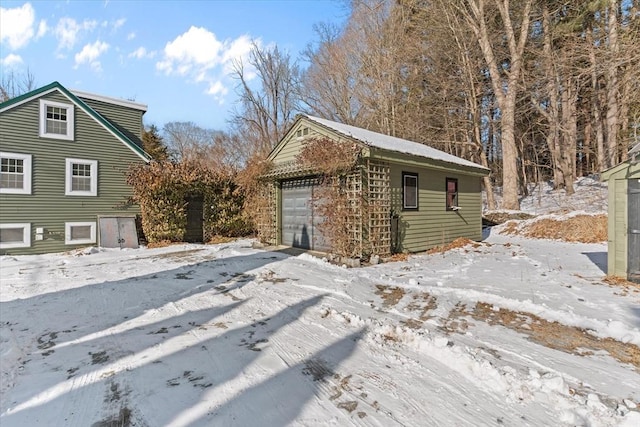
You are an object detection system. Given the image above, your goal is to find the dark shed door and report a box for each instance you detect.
[281,178,328,251]
[184,194,204,243]
[629,178,640,283]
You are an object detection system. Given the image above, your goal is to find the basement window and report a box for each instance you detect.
[65,222,96,245]
[0,223,31,249]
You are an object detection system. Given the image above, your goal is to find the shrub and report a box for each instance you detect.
[126,161,251,243]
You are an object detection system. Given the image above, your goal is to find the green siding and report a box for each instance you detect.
[390,166,482,252]
[602,160,640,278]
[79,97,144,147]
[0,91,146,255]
[370,148,489,177]
[270,122,346,164]
[606,178,628,277]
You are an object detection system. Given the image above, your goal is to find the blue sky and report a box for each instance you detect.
[0,0,348,130]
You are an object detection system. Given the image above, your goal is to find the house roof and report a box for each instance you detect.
[70,89,148,112]
[600,142,640,181]
[0,81,151,162]
[301,115,489,172]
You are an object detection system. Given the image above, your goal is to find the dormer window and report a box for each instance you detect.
[40,100,74,140]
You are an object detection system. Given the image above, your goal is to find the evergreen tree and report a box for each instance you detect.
[141,124,169,161]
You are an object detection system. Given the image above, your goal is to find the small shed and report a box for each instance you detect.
[601,143,640,283]
[258,114,489,258]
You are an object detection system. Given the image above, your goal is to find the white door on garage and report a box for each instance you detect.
[281,177,329,251]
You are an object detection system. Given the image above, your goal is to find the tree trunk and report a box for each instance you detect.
[605,0,620,167]
[561,80,576,194]
[464,0,532,210]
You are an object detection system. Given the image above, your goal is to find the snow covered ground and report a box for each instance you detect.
[488,175,609,215]
[1,177,639,426]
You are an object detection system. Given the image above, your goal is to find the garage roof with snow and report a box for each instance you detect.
[303,115,489,172]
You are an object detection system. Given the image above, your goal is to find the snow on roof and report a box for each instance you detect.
[304,114,489,171]
[71,88,148,112]
[629,142,640,156]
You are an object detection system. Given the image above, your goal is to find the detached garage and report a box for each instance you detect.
[601,143,640,283]
[258,114,489,258]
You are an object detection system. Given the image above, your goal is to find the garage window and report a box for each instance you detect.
[403,172,418,210]
[446,178,459,210]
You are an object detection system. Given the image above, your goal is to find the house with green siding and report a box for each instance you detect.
[259,114,489,257]
[0,81,151,255]
[601,143,640,283]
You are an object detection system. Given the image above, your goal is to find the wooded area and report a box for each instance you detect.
[233,0,639,211]
[3,0,637,212]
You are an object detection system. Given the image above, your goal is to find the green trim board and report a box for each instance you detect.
[0,81,151,162]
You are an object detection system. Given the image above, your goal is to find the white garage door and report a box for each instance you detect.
[281,178,329,251]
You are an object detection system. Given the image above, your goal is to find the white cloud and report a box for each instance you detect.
[156,26,222,75]
[157,26,256,101]
[74,40,109,71]
[221,35,254,75]
[55,17,98,50]
[127,32,136,40]
[1,53,24,67]
[206,81,227,98]
[36,20,48,38]
[0,3,35,50]
[113,18,125,30]
[128,46,155,59]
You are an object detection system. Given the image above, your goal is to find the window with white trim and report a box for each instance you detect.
[65,158,98,196]
[65,222,96,245]
[0,223,31,249]
[0,152,32,194]
[402,172,418,210]
[40,99,74,140]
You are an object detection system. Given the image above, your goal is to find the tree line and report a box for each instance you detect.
[229,0,639,211]
[4,0,638,212]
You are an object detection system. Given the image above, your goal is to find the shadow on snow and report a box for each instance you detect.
[0,246,359,425]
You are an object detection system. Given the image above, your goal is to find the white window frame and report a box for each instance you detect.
[65,222,97,245]
[0,152,32,194]
[65,158,98,196]
[0,223,31,249]
[39,99,75,140]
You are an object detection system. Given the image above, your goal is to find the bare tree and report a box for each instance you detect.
[433,0,498,209]
[0,69,36,102]
[229,42,301,157]
[301,22,363,125]
[457,0,533,210]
